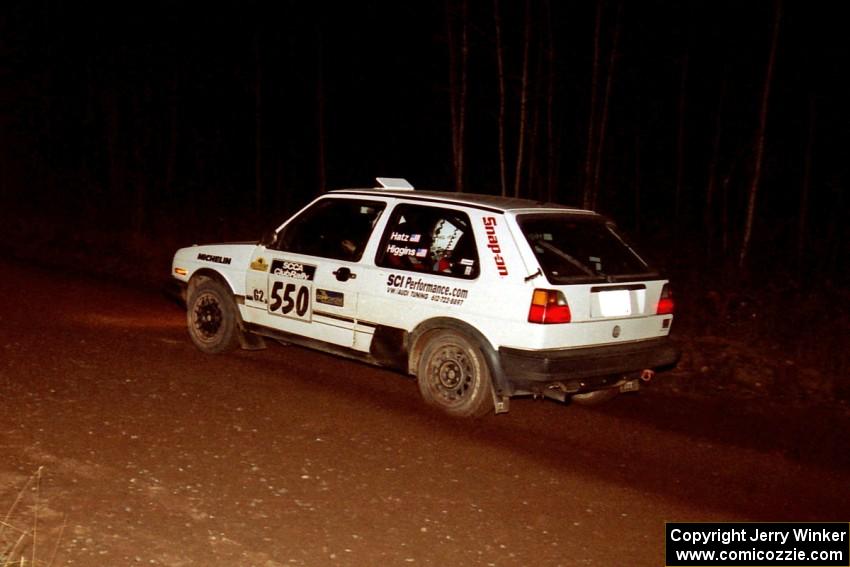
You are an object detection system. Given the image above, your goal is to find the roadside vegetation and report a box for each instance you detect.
[1,468,65,567]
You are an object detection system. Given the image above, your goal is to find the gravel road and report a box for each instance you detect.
[1,260,848,566]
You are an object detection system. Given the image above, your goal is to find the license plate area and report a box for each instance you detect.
[590,284,646,318]
[598,289,631,317]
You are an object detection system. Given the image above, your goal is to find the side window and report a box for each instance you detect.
[376,204,479,279]
[273,198,385,261]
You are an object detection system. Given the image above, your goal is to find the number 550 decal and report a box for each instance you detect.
[268,278,312,321]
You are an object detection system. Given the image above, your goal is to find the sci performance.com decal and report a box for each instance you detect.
[385,273,469,306]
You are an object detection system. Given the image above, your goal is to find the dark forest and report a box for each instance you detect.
[1,0,848,288]
[3,6,850,564]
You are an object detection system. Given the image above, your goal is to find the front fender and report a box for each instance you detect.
[172,243,258,297]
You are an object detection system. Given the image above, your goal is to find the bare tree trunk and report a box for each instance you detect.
[544,0,556,202]
[528,104,540,200]
[130,91,147,245]
[632,36,643,236]
[447,0,458,189]
[721,172,731,255]
[582,0,603,209]
[528,41,543,200]
[42,2,54,202]
[513,0,531,198]
[104,89,123,214]
[739,0,782,269]
[674,50,689,230]
[634,129,642,236]
[316,26,326,193]
[590,0,622,212]
[164,66,180,198]
[704,70,727,257]
[447,0,468,192]
[797,94,816,271]
[81,57,98,218]
[494,0,508,197]
[459,0,468,192]
[254,30,263,210]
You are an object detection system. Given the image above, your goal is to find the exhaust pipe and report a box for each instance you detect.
[542,386,567,402]
[640,369,655,382]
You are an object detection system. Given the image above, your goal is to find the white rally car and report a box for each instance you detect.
[172,178,679,417]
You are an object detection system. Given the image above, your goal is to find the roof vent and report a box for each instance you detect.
[375,177,414,190]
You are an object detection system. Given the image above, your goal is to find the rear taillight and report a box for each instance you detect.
[528,289,572,324]
[656,284,675,315]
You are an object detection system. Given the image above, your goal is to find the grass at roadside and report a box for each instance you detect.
[1,468,66,567]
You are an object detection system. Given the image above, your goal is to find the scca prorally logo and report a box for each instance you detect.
[270,259,316,281]
[483,217,508,276]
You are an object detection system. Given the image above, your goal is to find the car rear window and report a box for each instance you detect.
[517,213,656,283]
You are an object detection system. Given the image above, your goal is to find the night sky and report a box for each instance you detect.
[1,1,848,280]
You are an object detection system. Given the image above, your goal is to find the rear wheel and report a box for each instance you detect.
[416,330,493,418]
[187,278,240,354]
[571,387,619,406]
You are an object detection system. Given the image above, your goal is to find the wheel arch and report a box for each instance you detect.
[188,268,237,298]
[408,317,510,396]
[186,268,265,350]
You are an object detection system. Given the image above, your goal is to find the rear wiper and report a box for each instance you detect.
[524,268,542,282]
[537,241,595,276]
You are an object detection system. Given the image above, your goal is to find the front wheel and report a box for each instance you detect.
[186,278,240,354]
[416,330,493,418]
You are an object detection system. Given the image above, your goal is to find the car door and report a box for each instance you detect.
[356,202,482,338]
[243,197,386,349]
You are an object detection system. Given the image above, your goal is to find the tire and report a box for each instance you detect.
[186,278,240,354]
[416,330,493,418]
[571,387,619,406]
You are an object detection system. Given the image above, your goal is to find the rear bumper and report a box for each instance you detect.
[498,337,680,393]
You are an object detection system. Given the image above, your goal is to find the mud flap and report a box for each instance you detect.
[237,327,267,350]
[492,392,510,414]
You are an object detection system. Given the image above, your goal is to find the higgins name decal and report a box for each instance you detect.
[482,217,508,276]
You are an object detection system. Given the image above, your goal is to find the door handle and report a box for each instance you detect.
[333,267,356,282]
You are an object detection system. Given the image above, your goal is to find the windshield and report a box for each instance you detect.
[517,213,656,283]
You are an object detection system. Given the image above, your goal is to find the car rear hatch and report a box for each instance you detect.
[514,212,673,348]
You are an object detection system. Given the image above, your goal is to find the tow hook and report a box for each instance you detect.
[640,369,655,382]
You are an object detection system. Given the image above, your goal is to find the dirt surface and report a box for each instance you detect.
[1,259,849,567]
